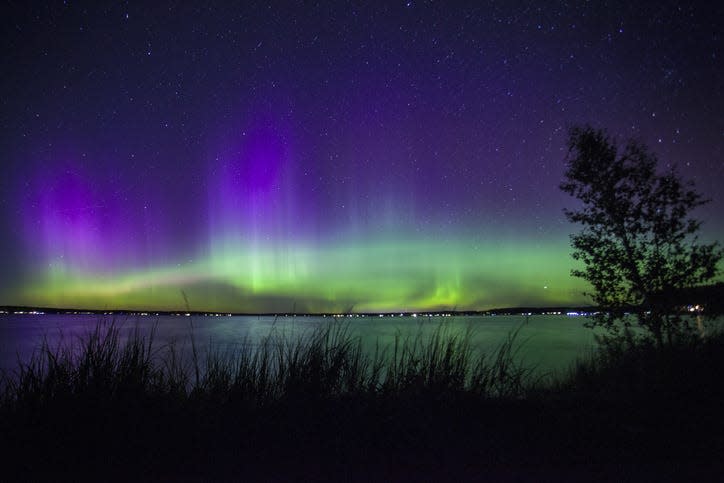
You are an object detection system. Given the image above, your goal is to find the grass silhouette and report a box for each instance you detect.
[1,319,723,481]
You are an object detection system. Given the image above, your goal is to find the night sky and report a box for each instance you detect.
[1,1,722,313]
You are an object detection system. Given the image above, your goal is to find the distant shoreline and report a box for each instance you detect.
[0,305,597,318]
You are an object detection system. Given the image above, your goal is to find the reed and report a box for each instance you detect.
[1,319,531,413]
[2,319,724,481]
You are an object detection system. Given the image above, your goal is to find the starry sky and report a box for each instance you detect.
[1,1,722,313]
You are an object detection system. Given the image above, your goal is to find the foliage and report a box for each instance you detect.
[560,125,721,345]
[557,324,724,404]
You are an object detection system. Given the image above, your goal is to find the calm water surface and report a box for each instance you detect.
[0,314,602,375]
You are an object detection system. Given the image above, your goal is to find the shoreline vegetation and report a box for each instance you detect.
[2,319,724,481]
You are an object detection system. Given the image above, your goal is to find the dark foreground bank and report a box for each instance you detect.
[1,322,723,481]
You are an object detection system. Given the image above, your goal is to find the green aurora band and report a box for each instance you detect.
[12,233,586,313]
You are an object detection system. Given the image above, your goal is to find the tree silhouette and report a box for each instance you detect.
[561,126,721,346]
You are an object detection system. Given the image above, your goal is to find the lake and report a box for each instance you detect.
[0,313,606,376]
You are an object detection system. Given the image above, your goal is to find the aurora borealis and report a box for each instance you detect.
[1,2,722,313]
